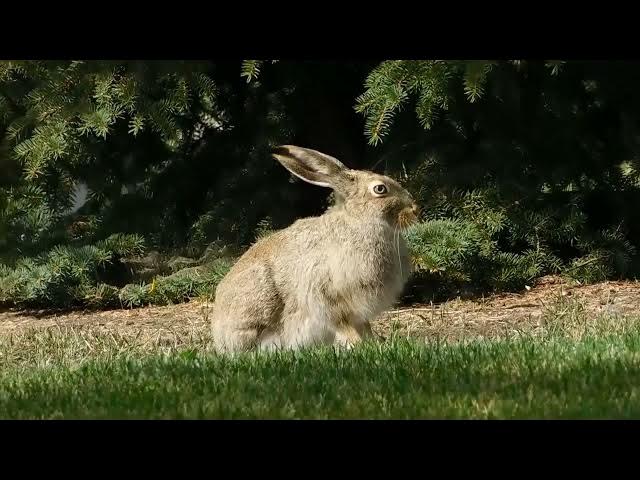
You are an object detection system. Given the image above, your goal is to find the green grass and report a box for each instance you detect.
[2,328,640,419]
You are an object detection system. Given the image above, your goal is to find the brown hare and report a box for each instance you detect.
[210,145,420,352]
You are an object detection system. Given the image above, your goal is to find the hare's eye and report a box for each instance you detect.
[373,184,388,195]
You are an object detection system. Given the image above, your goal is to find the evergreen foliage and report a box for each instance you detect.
[358,60,640,298]
[0,233,144,308]
[2,60,640,310]
[117,257,232,309]
[0,232,232,309]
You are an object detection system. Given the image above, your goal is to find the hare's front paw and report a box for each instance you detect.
[333,340,358,354]
[334,324,366,350]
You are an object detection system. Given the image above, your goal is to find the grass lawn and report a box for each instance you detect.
[2,324,640,419]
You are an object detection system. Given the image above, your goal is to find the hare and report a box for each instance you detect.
[210,145,420,353]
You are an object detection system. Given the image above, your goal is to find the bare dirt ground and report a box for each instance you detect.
[1,275,639,343]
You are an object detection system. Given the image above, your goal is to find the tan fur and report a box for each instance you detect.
[210,145,419,353]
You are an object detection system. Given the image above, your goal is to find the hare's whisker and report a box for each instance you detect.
[395,225,403,280]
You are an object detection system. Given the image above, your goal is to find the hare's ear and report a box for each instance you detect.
[272,145,348,189]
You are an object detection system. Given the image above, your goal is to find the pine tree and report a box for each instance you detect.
[3,60,640,310]
[356,60,640,295]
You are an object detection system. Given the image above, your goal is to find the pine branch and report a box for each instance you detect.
[545,60,566,76]
[241,60,264,83]
[462,60,495,103]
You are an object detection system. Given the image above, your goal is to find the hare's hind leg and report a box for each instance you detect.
[210,262,284,353]
[257,329,284,351]
[211,319,260,353]
[211,308,284,354]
